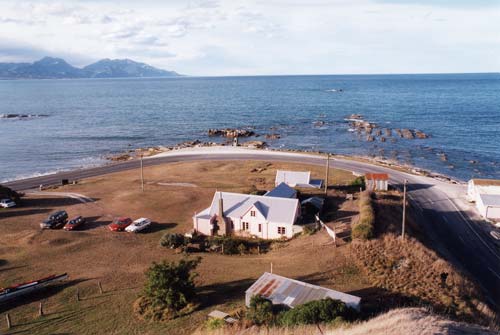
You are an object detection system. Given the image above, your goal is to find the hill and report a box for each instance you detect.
[195,308,497,335]
[0,57,180,79]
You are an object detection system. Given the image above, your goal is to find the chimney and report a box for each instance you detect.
[217,192,228,236]
[218,192,224,219]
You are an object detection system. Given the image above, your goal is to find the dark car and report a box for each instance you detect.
[40,210,68,229]
[64,216,86,231]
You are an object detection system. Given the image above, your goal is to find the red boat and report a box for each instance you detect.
[0,273,68,302]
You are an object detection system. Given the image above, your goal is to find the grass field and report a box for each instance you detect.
[0,160,366,335]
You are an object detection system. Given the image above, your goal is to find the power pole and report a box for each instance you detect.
[324,154,330,195]
[402,179,407,239]
[140,154,144,192]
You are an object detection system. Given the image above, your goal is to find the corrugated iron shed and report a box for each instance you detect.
[245,272,361,311]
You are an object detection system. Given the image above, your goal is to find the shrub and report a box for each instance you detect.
[277,298,357,327]
[352,191,375,240]
[352,222,374,240]
[142,257,201,311]
[351,176,365,188]
[246,295,274,325]
[205,317,226,330]
[160,233,187,249]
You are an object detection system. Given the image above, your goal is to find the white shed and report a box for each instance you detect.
[467,179,500,220]
[365,173,389,191]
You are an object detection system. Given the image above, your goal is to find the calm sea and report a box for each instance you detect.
[1,74,499,182]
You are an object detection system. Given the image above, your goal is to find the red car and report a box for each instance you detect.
[108,217,132,232]
[64,216,85,231]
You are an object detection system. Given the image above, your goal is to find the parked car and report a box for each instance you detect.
[40,210,68,229]
[64,216,86,231]
[490,230,500,241]
[0,199,16,208]
[125,218,152,233]
[108,217,132,232]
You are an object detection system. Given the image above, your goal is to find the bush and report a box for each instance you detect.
[352,191,375,240]
[351,176,365,188]
[277,298,357,327]
[352,222,374,240]
[160,233,187,249]
[205,317,226,330]
[246,295,274,325]
[142,257,201,311]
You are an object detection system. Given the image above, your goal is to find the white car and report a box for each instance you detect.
[0,199,16,208]
[125,218,152,233]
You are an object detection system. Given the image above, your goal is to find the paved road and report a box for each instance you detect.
[4,149,500,312]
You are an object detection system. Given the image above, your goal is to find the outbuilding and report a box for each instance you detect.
[467,179,500,220]
[275,170,323,189]
[365,173,389,191]
[245,272,361,311]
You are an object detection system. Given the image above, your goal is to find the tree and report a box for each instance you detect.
[143,257,201,311]
[246,295,274,325]
[277,298,357,326]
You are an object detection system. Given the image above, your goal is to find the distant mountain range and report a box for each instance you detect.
[0,57,180,79]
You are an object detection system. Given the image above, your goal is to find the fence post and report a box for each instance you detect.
[98,281,103,295]
[76,288,80,302]
[39,302,44,317]
[6,313,11,329]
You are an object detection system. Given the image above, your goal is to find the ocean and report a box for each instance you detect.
[0,73,499,182]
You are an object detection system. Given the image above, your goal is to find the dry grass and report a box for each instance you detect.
[193,308,497,335]
[349,234,493,324]
[0,160,361,335]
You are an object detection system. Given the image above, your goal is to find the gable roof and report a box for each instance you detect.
[275,170,311,186]
[365,173,389,181]
[265,182,297,198]
[196,191,299,225]
[479,194,500,207]
[246,272,361,310]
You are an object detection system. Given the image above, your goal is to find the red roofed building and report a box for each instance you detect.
[365,173,389,191]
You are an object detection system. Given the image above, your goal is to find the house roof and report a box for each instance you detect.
[276,170,311,186]
[365,173,389,181]
[195,191,299,225]
[479,194,500,207]
[246,272,361,310]
[301,197,325,210]
[265,182,297,198]
[471,179,500,187]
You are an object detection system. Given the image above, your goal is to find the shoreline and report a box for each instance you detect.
[2,144,464,186]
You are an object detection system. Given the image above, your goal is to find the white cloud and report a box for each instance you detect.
[0,0,498,75]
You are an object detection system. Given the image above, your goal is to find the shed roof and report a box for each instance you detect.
[265,182,297,199]
[246,272,361,310]
[276,170,311,186]
[365,173,389,181]
[195,192,299,225]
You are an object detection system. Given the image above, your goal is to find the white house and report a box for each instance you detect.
[467,179,500,220]
[245,272,361,311]
[193,191,301,239]
[275,170,323,188]
[365,173,389,191]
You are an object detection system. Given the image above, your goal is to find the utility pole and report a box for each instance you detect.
[324,154,330,195]
[140,154,144,192]
[402,179,407,239]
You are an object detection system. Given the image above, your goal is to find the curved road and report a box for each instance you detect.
[4,148,500,312]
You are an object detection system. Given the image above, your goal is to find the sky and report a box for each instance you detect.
[0,0,499,76]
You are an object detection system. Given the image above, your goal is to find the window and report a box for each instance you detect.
[278,227,286,235]
[258,224,262,233]
[250,211,256,217]
[242,222,249,230]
